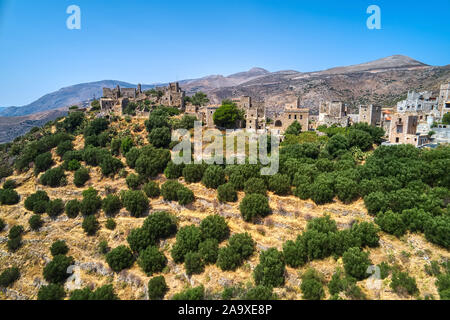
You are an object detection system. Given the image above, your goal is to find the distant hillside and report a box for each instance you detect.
[208,56,450,113]
[0,109,68,143]
[0,81,157,117]
[1,55,449,139]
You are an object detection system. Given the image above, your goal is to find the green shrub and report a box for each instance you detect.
[7,237,22,252]
[65,159,81,171]
[149,127,171,148]
[253,248,285,287]
[229,172,245,190]
[80,192,102,216]
[120,136,134,154]
[106,245,134,272]
[172,285,204,300]
[300,268,325,300]
[350,222,380,248]
[3,179,16,189]
[335,176,359,204]
[47,199,65,218]
[198,239,219,264]
[25,191,50,212]
[34,152,54,175]
[424,215,450,249]
[282,238,308,268]
[148,276,168,300]
[9,225,24,239]
[0,267,20,287]
[171,225,202,263]
[40,167,66,187]
[244,177,267,195]
[239,194,271,222]
[243,286,277,300]
[436,272,450,300]
[143,181,160,198]
[121,190,149,217]
[137,246,167,276]
[29,214,44,231]
[184,251,205,275]
[310,174,335,205]
[217,233,255,271]
[125,147,141,168]
[126,173,141,190]
[142,211,177,242]
[102,195,122,216]
[342,247,371,280]
[375,210,407,238]
[268,174,291,196]
[70,288,93,300]
[56,140,73,157]
[183,164,206,183]
[37,284,65,300]
[65,199,80,218]
[217,183,237,202]
[164,161,185,179]
[0,188,20,205]
[98,240,109,255]
[364,192,388,215]
[177,187,195,205]
[74,167,90,187]
[90,285,119,300]
[161,180,184,201]
[127,228,153,253]
[0,218,5,232]
[82,215,99,236]
[106,218,117,230]
[202,166,226,189]
[50,240,69,256]
[328,268,353,296]
[43,255,75,283]
[390,271,419,296]
[134,147,170,179]
[199,215,229,242]
[285,121,302,135]
[228,233,255,259]
[100,155,123,176]
[217,246,242,271]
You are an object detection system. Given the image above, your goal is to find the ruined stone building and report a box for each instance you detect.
[387,113,429,147]
[359,105,382,127]
[272,98,309,133]
[381,108,393,137]
[100,82,186,115]
[204,105,220,128]
[430,124,450,145]
[438,82,450,118]
[234,97,267,131]
[318,101,350,127]
[155,82,186,110]
[396,91,439,117]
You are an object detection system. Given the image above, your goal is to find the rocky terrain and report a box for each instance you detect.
[1,116,448,301]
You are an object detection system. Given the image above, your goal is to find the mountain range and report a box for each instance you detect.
[0,55,449,143]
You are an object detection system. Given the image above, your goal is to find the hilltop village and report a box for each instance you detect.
[98,81,450,147]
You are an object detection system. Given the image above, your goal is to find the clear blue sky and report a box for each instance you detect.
[0,0,449,107]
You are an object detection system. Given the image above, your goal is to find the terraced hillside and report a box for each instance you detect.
[0,108,449,300]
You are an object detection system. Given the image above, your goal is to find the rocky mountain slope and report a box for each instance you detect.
[0,109,68,144]
[208,56,450,112]
[3,55,448,118]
